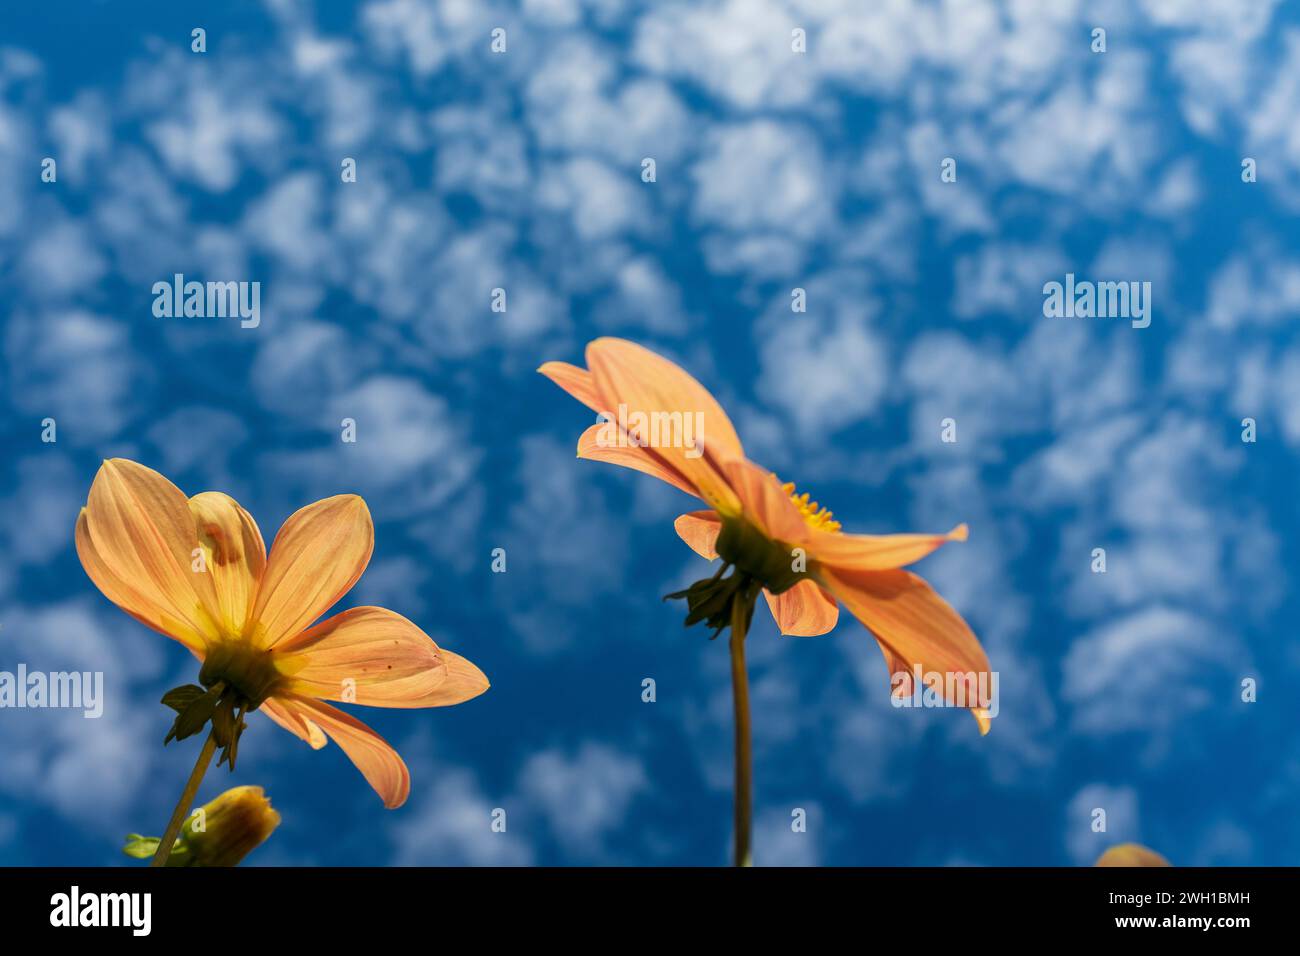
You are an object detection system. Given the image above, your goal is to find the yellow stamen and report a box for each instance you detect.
[781,481,842,533]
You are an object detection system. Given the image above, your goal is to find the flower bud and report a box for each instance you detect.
[182,785,280,866]
[124,785,280,867]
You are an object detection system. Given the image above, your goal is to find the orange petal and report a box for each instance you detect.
[77,459,220,651]
[419,648,491,707]
[763,580,838,636]
[878,642,912,698]
[273,695,411,808]
[249,495,374,649]
[1095,844,1172,867]
[809,524,969,572]
[872,640,992,732]
[674,510,722,559]
[577,423,700,498]
[274,606,489,709]
[584,338,742,513]
[721,458,808,545]
[819,566,993,733]
[261,696,327,748]
[538,360,602,411]
[188,492,266,638]
[76,509,208,653]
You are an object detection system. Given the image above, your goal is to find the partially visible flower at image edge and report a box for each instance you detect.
[540,337,992,732]
[76,458,489,809]
[1095,844,1172,867]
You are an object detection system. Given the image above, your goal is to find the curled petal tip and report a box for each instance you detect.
[951,523,969,542]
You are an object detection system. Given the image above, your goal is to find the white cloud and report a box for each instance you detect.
[518,742,647,858]
[634,0,817,111]
[243,172,330,273]
[1061,607,1240,739]
[4,310,147,445]
[250,320,373,421]
[0,600,167,829]
[361,0,499,78]
[1205,246,1300,330]
[20,220,107,299]
[146,75,282,192]
[755,280,889,435]
[393,769,534,865]
[433,106,533,206]
[952,241,1068,320]
[259,375,480,522]
[527,40,694,163]
[692,120,835,241]
[539,157,648,241]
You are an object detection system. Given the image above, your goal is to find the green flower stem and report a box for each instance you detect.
[150,728,218,867]
[729,592,753,868]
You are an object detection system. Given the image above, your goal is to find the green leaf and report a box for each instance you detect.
[164,688,220,744]
[161,684,207,714]
[122,834,161,859]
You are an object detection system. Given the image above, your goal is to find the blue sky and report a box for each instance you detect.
[1,0,1297,866]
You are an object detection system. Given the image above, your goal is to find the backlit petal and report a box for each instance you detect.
[260,697,327,748]
[810,524,968,572]
[721,458,809,545]
[274,606,488,709]
[763,580,839,636]
[75,508,207,653]
[819,566,993,734]
[277,695,411,808]
[577,423,699,497]
[417,649,491,707]
[189,492,266,638]
[585,338,742,513]
[538,361,602,411]
[250,495,374,649]
[674,510,722,559]
[78,459,220,651]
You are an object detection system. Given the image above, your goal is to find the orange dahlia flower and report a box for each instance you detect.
[75,458,488,809]
[541,338,992,732]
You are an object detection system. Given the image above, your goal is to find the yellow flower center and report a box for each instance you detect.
[710,480,840,596]
[781,481,841,534]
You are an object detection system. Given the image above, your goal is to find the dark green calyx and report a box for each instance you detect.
[198,642,283,709]
[665,565,763,640]
[162,643,280,770]
[161,680,249,770]
[713,516,807,596]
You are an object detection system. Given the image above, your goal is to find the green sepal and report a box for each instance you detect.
[163,686,221,744]
[122,834,191,866]
[213,699,249,771]
[714,516,805,594]
[160,684,207,714]
[211,698,235,749]
[122,834,159,859]
[665,569,762,640]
